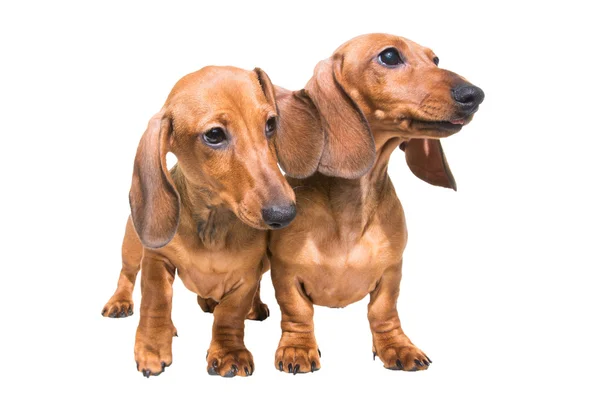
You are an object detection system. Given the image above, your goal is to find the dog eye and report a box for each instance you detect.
[265,117,277,138]
[433,56,439,66]
[378,48,403,66]
[203,127,227,146]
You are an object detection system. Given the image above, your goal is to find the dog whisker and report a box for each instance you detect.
[292,185,310,191]
[297,196,316,205]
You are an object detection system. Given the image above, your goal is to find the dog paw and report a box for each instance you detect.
[375,343,431,371]
[101,296,133,318]
[246,302,270,321]
[206,347,254,377]
[275,344,321,374]
[134,326,174,377]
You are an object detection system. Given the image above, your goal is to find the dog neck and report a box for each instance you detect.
[171,165,238,249]
[299,135,401,236]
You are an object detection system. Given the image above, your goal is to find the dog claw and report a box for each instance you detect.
[373,351,377,360]
[128,307,133,316]
[426,356,432,364]
[279,361,283,371]
[318,348,321,358]
[142,369,151,378]
[415,359,423,367]
[161,362,166,372]
[244,367,249,376]
[288,363,293,373]
[293,364,300,375]
[311,361,317,372]
[396,359,404,370]
[208,360,219,375]
[224,364,238,378]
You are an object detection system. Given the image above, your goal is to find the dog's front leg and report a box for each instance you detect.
[134,255,177,377]
[272,270,320,374]
[206,278,257,377]
[368,261,431,371]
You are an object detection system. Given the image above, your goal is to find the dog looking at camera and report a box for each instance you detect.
[102,66,296,378]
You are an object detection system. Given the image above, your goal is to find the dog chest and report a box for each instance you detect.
[174,244,264,301]
[296,228,404,307]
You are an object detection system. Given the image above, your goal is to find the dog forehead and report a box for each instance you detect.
[170,100,271,135]
[166,66,272,130]
[336,33,431,59]
[170,66,262,103]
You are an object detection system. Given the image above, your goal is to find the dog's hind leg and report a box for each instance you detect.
[102,217,142,318]
[246,282,270,321]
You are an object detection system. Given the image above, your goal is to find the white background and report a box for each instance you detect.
[1,0,598,398]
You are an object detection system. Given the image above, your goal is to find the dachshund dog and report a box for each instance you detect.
[101,66,296,378]
[269,33,484,373]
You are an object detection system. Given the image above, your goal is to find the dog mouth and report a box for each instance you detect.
[413,118,466,130]
[409,115,473,137]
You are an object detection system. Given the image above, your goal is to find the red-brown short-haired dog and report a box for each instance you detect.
[269,33,484,373]
[102,66,296,378]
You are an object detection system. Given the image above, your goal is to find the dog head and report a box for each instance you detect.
[129,66,296,249]
[275,33,484,189]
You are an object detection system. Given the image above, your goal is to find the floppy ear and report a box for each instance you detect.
[272,86,324,178]
[305,57,376,179]
[402,139,457,191]
[254,68,323,178]
[129,111,181,248]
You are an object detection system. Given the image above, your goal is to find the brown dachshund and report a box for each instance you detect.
[269,33,484,373]
[101,66,296,378]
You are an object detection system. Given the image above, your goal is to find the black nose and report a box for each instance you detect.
[261,204,296,229]
[452,84,485,113]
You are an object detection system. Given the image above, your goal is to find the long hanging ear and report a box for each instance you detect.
[305,57,376,179]
[129,111,180,248]
[272,86,324,178]
[254,68,323,178]
[402,139,457,191]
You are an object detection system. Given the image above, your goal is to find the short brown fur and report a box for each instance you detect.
[270,34,483,373]
[102,66,295,378]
